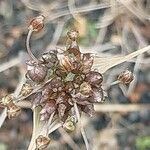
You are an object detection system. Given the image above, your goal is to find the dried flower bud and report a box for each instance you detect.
[29,15,45,32]
[67,29,79,41]
[79,82,92,95]
[90,88,104,103]
[49,77,64,90]
[55,68,67,77]
[35,135,50,150]
[56,92,67,104]
[74,75,84,85]
[85,71,103,87]
[0,95,13,106]
[42,51,58,68]
[58,103,67,119]
[41,88,53,103]
[63,121,75,132]
[27,62,48,83]
[20,84,33,96]
[118,70,134,84]
[57,54,74,72]
[7,104,21,119]
[40,100,56,121]
[66,41,81,61]
[65,81,74,93]
[81,53,94,73]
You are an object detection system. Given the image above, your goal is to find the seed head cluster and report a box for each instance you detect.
[24,26,104,122]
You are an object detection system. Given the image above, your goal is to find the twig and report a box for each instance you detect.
[0,58,20,73]
[46,3,111,22]
[94,104,150,112]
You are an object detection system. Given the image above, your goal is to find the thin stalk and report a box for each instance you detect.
[74,102,90,150]
[26,29,39,63]
[28,107,42,150]
[48,123,62,134]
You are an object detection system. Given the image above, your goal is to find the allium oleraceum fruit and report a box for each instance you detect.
[0,15,136,150]
[23,16,105,122]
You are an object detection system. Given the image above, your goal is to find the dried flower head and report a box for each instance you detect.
[20,83,33,96]
[7,104,21,119]
[35,135,50,150]
[29,15,45,32]
[24,26,105,123]
[0,95,13,106]
[67,29,79,41]
[118,70,134,84]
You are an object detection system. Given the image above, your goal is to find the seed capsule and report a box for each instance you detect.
[79,82,92,95]
[29,15,45,32]
[57,54,74,72]
[81,53,94,73]
[63,121,75,132]
[35,135,50,150]
[118,70,134,84]
[85,71,103,87]
[26,62,48,83]
[7,104,21,119]
[42,51,58,68]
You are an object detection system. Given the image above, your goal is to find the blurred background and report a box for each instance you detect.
[0,0,150,150]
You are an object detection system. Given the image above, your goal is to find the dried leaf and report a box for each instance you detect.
[94,46,150,73]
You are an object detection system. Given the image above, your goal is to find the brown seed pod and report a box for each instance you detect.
[74,75,84,85]
[29,15,45,32]
[41,87,53,103]
[55,67,67,77]
[7,104,21,119]
[81,53,94,73]
[85,71,103,87]
[42,51,58,68]
[118,70,134,84]
[35,135,50,150]
[27,62,48,83]
[49,77,64,90]
[56,92,66,104]
[65,81,74,93]
[40,100,56,121]
[58,103,67,119]
[66,40,81,61]
[57,53,74,72]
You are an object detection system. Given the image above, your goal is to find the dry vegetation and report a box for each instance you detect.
[0,0,150,150]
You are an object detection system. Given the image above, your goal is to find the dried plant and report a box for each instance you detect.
[0,14,150,150]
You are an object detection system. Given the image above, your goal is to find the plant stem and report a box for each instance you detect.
[74,102,90,150]
[28,106,43,150]
[26,29,39,63]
